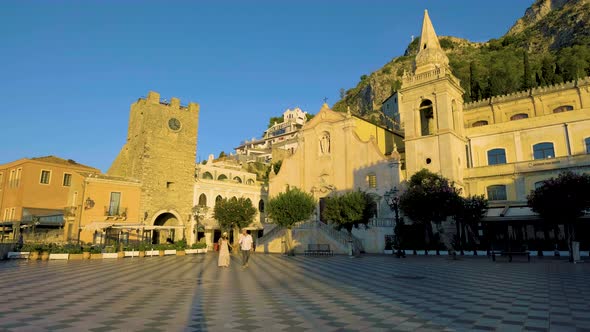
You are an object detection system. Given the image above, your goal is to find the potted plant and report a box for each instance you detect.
[123,243,140,258]
[82,245,91,259]
[175,240,187,256]
[137,242,149,257]
[49,244,71,260]
[145,244,159,257]
[89,246,103,259]
[102,245,119,259]
[40,243,51,261]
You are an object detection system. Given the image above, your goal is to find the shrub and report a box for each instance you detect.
[191,242,207,249]
[174,240,187,250]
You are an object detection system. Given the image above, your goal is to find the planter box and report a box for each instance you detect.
[176,250,186,256]
[83,252,91,259]
[7,252,29,259]
[439,250,449,256]
[199,248,208,253]
[476,251,487,256]
[49,253,69,260]
[145,250,159,256]
[69,254,84,260]
[40,252,50,260]
[185,249,199,254]
[383,250,393,255]
[559,251,570,257]
[102,253,119,259]
[124,251,140,257]
[542,251,555,257]
[164,249,176,256]
[581,251,589,257]
[90,253,103,259]
[426,250,437,256]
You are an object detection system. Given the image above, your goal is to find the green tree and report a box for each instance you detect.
[218,151,226,159]
[522,50,532,90]
[323,191,376,234]
[267,188,316,255]
[213,197,257,247]
[399,169,462,251]
[527,171,590,262]
[541,55,557,85]
[452,195,488,255]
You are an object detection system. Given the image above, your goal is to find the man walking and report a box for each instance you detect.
[238,229,253,268]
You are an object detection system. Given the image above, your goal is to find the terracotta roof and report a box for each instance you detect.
[31,155,97,170]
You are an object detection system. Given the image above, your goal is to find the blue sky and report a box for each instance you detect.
[1,0,532,172]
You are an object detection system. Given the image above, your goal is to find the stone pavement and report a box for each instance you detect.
[0,254,589,332]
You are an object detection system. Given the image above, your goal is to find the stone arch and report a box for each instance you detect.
[419,99,434,136]
[198,193,207,207]
[246,179,255,185]
[215,195,223,204]
[233,176,242,183]
[218,174,228,181]
[150,210,184,244]
[202,172,213,180]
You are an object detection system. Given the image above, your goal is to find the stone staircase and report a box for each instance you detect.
[255,220,364,254]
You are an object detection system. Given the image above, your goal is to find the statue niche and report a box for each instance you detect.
[319,132,331,154]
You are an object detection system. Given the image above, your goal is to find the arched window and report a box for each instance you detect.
[366,173,377,188]
[202,172,213,180]
[472,120,488,127]
[198,193,207,207]
[510,113,529,121]
[419,100,434,136]
[585,137,590,154]
[487,148,507,165]
[246,179,255,185]
[215,195,223,204]
[487,185,507,201]
[217,174,228,181]
[233,176,242,183]
[553,105,573,113]
[533,142,555,159]
[258,199,265,213]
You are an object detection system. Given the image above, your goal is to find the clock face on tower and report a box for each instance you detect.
[168,118,181,131]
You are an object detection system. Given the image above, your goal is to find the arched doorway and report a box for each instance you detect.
[152,212,182,244]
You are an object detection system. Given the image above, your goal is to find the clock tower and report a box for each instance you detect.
[108,91,200,242]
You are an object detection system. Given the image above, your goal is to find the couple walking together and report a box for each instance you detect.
[218,229,253,268]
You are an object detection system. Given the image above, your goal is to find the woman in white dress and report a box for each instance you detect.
[218,232,232,267]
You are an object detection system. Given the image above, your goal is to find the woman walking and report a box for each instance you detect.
[218,232,232,267]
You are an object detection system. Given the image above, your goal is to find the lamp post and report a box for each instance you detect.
[192,205,208,245]
[385,187,405,258]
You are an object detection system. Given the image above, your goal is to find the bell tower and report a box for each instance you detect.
[108,91,200,241]
[399,10,466,185]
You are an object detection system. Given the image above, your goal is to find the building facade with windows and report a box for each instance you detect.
[235,107,309,163]
[0,156,100,241]
[193,155,267,249]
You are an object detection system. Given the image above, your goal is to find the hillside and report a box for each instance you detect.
[332,0,590,124]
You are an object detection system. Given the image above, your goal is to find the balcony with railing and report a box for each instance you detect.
[104,207,128,220]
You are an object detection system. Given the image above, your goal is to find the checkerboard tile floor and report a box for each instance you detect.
[0,254,589,331]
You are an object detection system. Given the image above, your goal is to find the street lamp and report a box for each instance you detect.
[192,205,208,244]
[385,187,405,258]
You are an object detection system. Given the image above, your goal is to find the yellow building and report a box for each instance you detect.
[66,172,142,245]
[0,156,99,242]
[261,104,404,254]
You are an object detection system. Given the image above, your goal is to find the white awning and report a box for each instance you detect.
[83,222,185,231]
